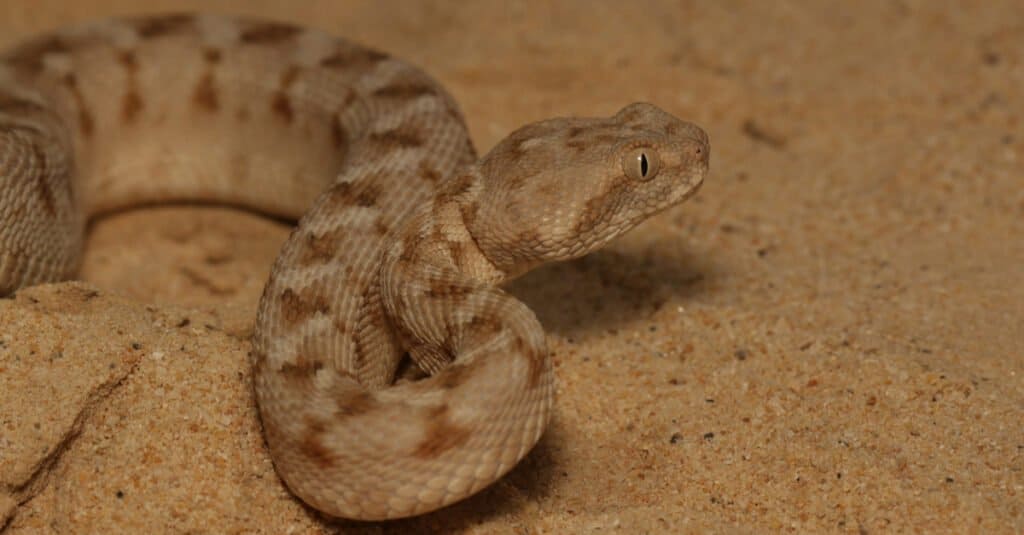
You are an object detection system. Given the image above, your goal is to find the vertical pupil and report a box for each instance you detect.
[639,153,648,176]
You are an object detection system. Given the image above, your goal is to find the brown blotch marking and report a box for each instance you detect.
[62,74,93,137]
[439,173,475,202]
[299,229,340,265]
[618,108,642,123]
[460,314,505,349]
[514,229,544,250]
[425,277,474,301]
[572,200,605,235]
[240,22,301,44]
[330,114,347,149]
[418,161,442,183]
[271,66,300,123]
[122,91,143,123]
[503,172,529,192]
[452,175,475,197]
[459,201,479,231]
[118,51,142,123]
[135,14,195,38]
[567,126,585,138]
[374,219,390,236]
[574,177,630,234]
[480,142,530,187]
[513,335,547,389]
[346,285,388,376]
[116,50,138,72]
[279,287,330,325]
[451,242,482,282]
[279,65,301,88]
[279,354,324,380]
[193,72,218,111]
[508,140,530,160]
[319,48,388,70]
[565,139,587,152]
[30,145,56,216]
[371,82,436,100]
[324,181,354,205]
[334,389,377,419]
[467,314,504,335]
[396,237,422,265]
[349,314,369,373]
[300,417,335,468]
[368,129,423,149]
[6,36,68,73]
[202,47,222,64]
[326,181,381,208]
[271,93,293,123]
[444,239,467,270]
[355,184,381,207]
[413,405,472,459]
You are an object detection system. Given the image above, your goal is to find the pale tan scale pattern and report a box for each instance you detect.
[0,14,709,520]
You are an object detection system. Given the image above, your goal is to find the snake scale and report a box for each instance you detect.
[0,13,709,520]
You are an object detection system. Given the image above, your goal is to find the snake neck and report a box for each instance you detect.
[383,168,509,288]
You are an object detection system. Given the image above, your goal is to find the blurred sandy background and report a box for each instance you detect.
[0,1,1021,533]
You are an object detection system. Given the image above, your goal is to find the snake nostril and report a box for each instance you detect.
[684,139,709,163]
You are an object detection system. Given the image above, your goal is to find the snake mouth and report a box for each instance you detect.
[681,174,705,200]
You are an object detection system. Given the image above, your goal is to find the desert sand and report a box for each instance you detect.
[1,1,1021,533]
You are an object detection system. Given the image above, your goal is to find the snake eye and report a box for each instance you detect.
[623,147,660,181]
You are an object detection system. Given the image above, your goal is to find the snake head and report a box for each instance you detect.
[466,102,709,277]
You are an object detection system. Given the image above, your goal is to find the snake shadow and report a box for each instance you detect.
[314,241,714,532]
[316,421,567,533]
[509,239,714,338]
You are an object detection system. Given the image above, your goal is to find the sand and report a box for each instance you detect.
[0,1,1021,533]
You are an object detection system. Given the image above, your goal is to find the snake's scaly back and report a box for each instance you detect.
[0,14,708,520]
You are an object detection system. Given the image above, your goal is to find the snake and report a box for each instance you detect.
[0,13,709,520]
